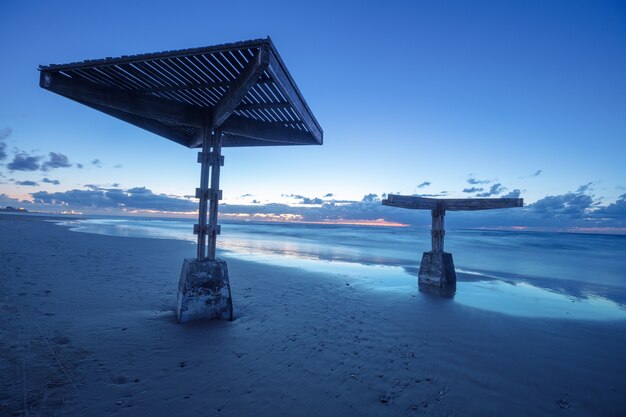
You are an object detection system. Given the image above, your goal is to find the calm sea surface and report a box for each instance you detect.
[56,217,626,320]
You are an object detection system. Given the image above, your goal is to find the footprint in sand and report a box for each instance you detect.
[112,376,128,384]
[556,399,571,409]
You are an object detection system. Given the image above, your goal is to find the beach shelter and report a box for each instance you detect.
[39,37,323,322]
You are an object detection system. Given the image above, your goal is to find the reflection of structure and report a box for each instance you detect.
[40,38,323,322]
[382,195,523,290]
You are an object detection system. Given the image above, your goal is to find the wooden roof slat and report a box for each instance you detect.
[128,62,170,89]
[187,55,218,82]
[238,101,290,111]
[168,57,205,86]
[257,81,281,103]
[77,68,118,88]
[138,61,179,90]
[152,59,192,87]
[248,108,271,123]
[276,107,296,123]
[226,50,246,70]
[114,65,155,89]
[193,54,224,84]
[142,63,206,106]
[90,67,134,90]
[203,54,235,83]
[67,69,105,86]
[213,51,240,80]
[264,81,289,105]
[100,66,143,90]
[180,55,216,85]
[215,51,242,77]
[252,83,275,104]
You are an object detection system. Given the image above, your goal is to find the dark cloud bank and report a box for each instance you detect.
[7,151,74,172]
[31,186,197,212]
[8,183,625,228]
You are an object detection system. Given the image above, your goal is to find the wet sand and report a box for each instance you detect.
[1,214,625,416]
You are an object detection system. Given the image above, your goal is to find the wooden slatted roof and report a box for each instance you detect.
[39,37,323,148]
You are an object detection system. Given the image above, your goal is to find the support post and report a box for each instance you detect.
[431,206,445,252]
[207,129,223,260]
[195,124,211,259]
[419,204,456,290]
[177,127,231,323]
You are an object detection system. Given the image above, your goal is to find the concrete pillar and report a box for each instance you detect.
[418,251,456,288]
[176,258,233,322]
[418,206,456,290]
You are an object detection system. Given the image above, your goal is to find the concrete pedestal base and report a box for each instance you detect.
[418,251,457,288]
[176,258,233,323]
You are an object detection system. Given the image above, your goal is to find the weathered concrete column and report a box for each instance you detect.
[176,127,233,322]
[418,206,456,288]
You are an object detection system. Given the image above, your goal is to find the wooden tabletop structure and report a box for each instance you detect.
[383,194,523,289]
[39,38,323,261]
[383,194,523,252]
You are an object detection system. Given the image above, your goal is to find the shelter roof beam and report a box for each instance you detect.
[210,44,270,130]
[40,72,205,128]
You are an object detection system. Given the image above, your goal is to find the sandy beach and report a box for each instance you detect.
[1,214,625,416]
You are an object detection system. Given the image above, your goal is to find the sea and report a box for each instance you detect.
[55,216,626,321]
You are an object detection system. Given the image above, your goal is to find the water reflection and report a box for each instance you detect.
[456,280,626,320]
[418,283,456,299]
[54,217,626,321]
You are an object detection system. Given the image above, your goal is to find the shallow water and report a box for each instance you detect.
[56,217,626,320]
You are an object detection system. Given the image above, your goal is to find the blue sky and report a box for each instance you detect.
[1,0,625,229]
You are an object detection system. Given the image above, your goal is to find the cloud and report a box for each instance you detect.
[15,180,39,186]
[361,193,380,203]
[31,186,197,212]
[476,183,505,197]
[467,175,490,185]
[114,164,123,168]
[7,152,41,171]
[42,152,72,170]
[0,193,27,207]
[42,177,60,185]
[92,159,102,167]
[0,127,11,141]
[417,181,431,189]
[0,127,10,161]
[531,170,543,177]
[281,193,305,199]
[576,182,593,193]
[76,163,84,169]
[301,197,324,205]
[595,194,626,223]
[501,189,521,198]
[529,188,594,219]
[463,187,483,193]
[282,193,326,205]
